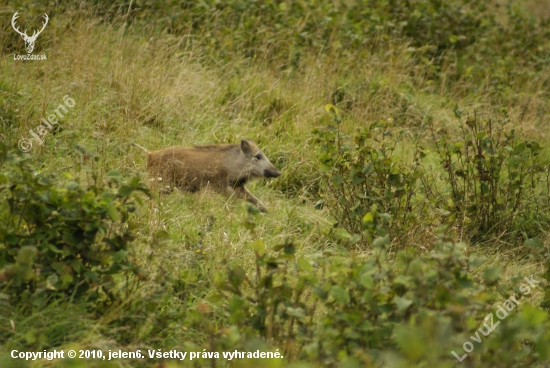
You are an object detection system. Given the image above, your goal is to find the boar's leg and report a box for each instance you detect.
[159,186,174,194]
[228,185,268,213]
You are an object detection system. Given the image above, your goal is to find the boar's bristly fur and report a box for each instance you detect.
[132,140,281,213]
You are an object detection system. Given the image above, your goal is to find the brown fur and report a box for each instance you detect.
[132,140,281,212]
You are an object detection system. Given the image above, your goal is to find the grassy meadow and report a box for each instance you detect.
[1,0,550,367]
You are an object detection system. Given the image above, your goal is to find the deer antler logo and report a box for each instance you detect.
[11,11,49,54]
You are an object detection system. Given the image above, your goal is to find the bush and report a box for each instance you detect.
[315,104,550,244]
[214,207,312,360]
[0,142,150,308]
[215,213,550,366]
[85,0,492,54]
[313,105,423,244]
[430,108,550,240]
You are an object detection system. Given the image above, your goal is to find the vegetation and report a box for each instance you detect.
[1,0,550,367]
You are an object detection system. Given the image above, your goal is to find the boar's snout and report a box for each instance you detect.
[264,169,281,178]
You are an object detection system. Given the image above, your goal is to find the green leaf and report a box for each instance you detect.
[46,274,59,290]
[393,296,413,312]
[373,236,390,249]
[483,265,502,284]
[118,185,133,197]
[282,242,296,255]
[325,104,338,115]
[106,170,121,178]
[469,256,487,269]
[481,183,489,194]
[49,244,62,253]
[335,228,351,241]
[17,246,37,264]
[313,285,328,299]
[66,181,79,190]
[229,266,246,288]
[250,239,265,255]
[228,295,245,314]
[298,258,313,272]
[525,238,543,249]
[25,330,37,344]
[60,273,74,288]
[520,304,547,327]
[330,285,350,304]
[286,307,306,318]
[153,230,171,246]
[360,273,374,288]
[393,325,426,360]
[363,163,374,174]
[206,292,223,304]
[362,212,374,223]
[393,275,412,288]
[247,204,261,215]
[242,219,256,230]
[107,205,119,221]
[332,174,344,185]
[453,104,463,118]
[112,250,128,263]
[71,143,87,156]
[6,234,19,245]
[512,142,526,154]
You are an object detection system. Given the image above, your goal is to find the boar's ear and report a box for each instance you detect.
[241,140,253,155]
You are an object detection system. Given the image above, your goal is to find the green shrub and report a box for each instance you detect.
[0,142,150,307]
[430,108,550,240]
[214,207,313,361]
[313,105,423,244]
[215,214,550,366]
[87,0,492,54]
[526,237,550,311]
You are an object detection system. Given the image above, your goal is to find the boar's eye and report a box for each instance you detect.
[254,154,262,160]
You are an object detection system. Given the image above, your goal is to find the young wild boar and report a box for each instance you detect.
[131,140,281,213]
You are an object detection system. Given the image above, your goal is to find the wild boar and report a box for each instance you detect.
[132,140,281,212]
